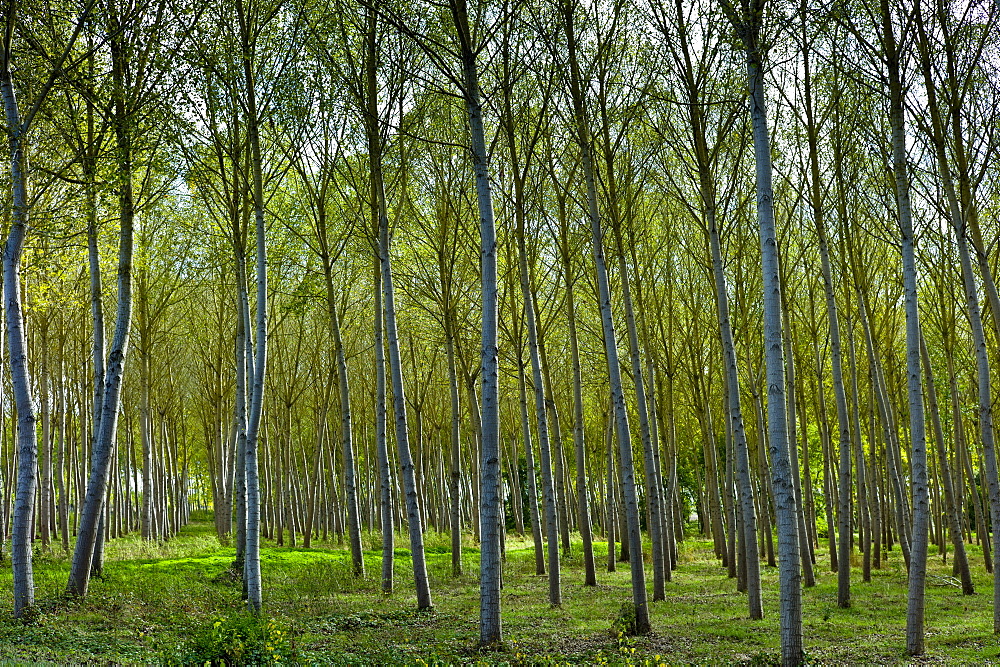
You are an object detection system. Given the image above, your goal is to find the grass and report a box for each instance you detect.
[0,521,998,664]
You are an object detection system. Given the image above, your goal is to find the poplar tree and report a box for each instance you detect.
[719,0,803,662]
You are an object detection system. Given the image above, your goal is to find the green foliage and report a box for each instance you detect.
[610,601,638,637]
[164,613,296,665]
[324,609,438,633]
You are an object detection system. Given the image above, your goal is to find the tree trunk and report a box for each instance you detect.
[67,2,136,596]
[363,13,394,595]
[564,1,649,634]
[782,323,814,588]
[912,0,1000,631]
[550,159,596,584]
[446,331,463,575]
[516,350,544,575]
[1,61,38,618]
[602,148,665,603]
[234,0,268,612]
[449,0,500,643]
[370,68,433,608]
[503,97,560,606]
[919,334,973,594]
[722,1,803,659]
[846,319,872,582]
[605,412,617,573]
[802,38,852,604]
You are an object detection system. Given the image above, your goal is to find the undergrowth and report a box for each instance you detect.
[0,519,996,664]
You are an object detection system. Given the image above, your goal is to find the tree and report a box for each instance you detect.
[3,0,91,617]
[443,0,503,645]
[563,0,650,635]
[649,0,763,617]
[499,13,560,606]
[910,0,1000,637]
[719,0,803,662]
[365,6,434,611]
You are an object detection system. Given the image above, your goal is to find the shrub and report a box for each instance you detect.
[611,600,638,637]
[170,612,295,665]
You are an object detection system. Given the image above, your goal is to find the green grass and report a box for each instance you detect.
[0,521,998,664]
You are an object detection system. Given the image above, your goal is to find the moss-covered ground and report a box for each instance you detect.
[0,518,997,664]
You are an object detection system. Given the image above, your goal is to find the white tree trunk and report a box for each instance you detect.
[802,41,852,606]
[364,12,394,594]
[919,334,973,594]
[374,261,394,592]
[723,1,803,659]
[505,116,560,605]
[235,0,267,612]
[563,1,649,634]
[913,0,999,631]
[67,5,136,595]
[449,0,500,643]
[1,63,38,621]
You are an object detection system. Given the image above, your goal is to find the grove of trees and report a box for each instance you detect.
[1,0,999,663]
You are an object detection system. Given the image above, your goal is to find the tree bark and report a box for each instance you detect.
[1,43,38,621]
[234,0,268,612]
[919,334,973,594]
[369,44,433,608]
[67,0,137,596]
[721,0,802,659]
[449,0,500,643]
[502,82,560,606]
[564,0,649,634]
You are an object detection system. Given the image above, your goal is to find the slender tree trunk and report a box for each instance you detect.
[374,260,393,592]
[382,240,431,609]
[503,103,560,606]
[723,400,738,579]
[881,1,926,649]
[324,262,364,578]
[518,233,560,605]
[753,389,776,567]
[370,68,433,608]
[802,48,852,605]
[549,160,596,584]
[919,334,973,593]
[782,320,814,588]
[564,1,649,633]
[516,347,544,575]
[363,13,393,594]
[449,0,500,643]
[846,319,872,582]
[605,412,617,573]
[813,359,837,573]
[56,371,69,553]
[141,349,155,541]
[722,1,802,659]
[446,331,463,575]
[1,61,38,619]
[857,292,911,567]
[707,198,763,613]
[604,167,665,603]
[537,328,571,556]
[913,0,1000,629]
[40,350,51,551]
[949,349,991,571]
[936,91,1000,635]
[234,0,267,612]
[565,251,595,585]
[67,2,136,595]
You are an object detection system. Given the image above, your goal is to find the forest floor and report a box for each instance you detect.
[0,518,997,664]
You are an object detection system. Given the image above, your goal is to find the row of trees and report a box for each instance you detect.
[2,0,999,663]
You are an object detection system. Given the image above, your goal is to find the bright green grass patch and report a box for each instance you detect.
[1,522,999,664]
